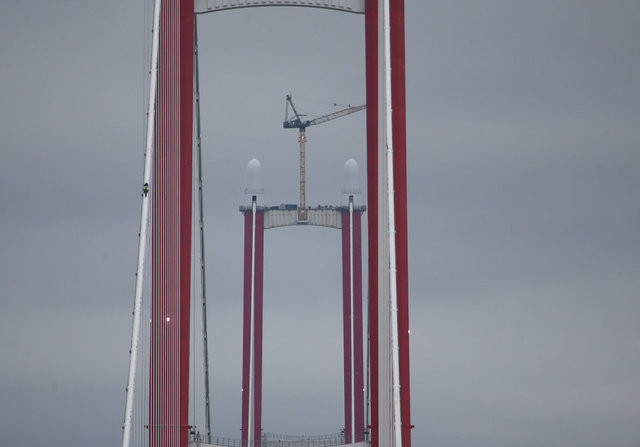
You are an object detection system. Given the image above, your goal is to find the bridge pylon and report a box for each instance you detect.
[122,2,410,447]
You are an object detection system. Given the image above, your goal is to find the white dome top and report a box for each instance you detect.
[245,158,264,195]
[342,158,361,195]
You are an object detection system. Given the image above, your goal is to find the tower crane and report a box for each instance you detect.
[283,94,366,221]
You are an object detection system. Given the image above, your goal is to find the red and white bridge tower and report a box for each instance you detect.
[240,158,367,446]
[122,1,411,447]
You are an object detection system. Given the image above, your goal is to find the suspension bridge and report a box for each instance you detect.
[121,2,410,447]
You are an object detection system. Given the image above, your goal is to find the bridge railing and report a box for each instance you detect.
[263,430,345,443]
[191,431,350,447]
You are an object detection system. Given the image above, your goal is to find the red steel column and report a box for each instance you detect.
[366,1,411,445]
[150,1,176,444]
[179,2,194,447]
[150,1,193,447]
[254,211,264,446]
[364,1,379,445]
[241,209,264,446]
[341,210,365,443]
[341,213,353,443]
[390,0,411,445]
[241,212,252,447]
[353,211,365,442]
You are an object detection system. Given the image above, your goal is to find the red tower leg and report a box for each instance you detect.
[390,1,411,446]
[241,212,252,447]
[353,211,365,443]
[150,1,193,447]
[254,211,264,446]
[364,1,379,445]
[342,210,365,443]
[241,209,264,447]
[179,2,194,447]
[341,213,353,443]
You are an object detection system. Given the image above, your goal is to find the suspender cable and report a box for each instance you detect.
[122,0,161,445]
[194,15,213,444]
[383,0,402,445]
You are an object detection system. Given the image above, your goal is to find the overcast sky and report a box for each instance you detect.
[1,1,639,447]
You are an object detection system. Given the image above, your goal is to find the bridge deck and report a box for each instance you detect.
[190,440,369,447]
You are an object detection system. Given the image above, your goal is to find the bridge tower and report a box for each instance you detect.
[122,1,410,447]
[240,159,367,446]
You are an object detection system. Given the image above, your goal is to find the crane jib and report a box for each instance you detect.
[283,96,365,129]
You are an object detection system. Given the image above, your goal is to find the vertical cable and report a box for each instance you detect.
[170,0,174,439]
[170,1,175,443]
[194,15,213,443]
[382,0,402,445]
[121,0,161,445]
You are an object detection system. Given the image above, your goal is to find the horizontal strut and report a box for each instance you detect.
[195,0,365,14]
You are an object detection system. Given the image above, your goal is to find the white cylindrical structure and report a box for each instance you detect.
[122,0,161,446]
[245,158,264,205]
[382,0,403,445]
[343,158,361,205]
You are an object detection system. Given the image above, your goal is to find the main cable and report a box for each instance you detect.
[121,0,161,445]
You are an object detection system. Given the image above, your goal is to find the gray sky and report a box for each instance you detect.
[1,1,639,446]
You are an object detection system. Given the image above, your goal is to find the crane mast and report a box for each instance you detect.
[299,127,308,220]
[283,94,366,222]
